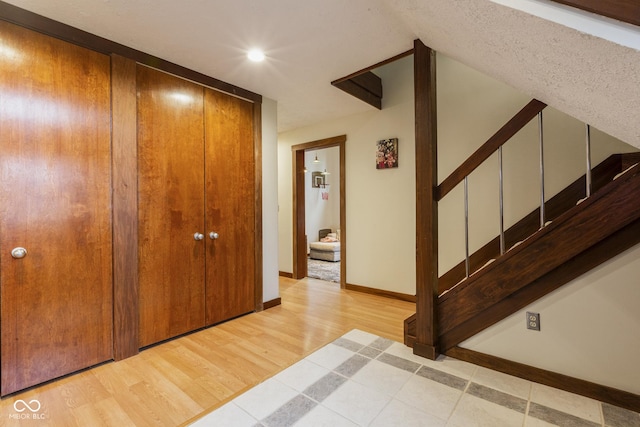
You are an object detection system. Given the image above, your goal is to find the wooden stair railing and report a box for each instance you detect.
[411,98,546,358]
[435,99,547,201]
[439,152,640,294]
[405,159,640,349]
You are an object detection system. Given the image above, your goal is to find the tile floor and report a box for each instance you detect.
[190,330,640,427]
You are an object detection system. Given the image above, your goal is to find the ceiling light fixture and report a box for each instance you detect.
[313,154,320,163]
[247,49,265,62]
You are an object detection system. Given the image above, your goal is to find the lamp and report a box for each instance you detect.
[313,154,320,163]
[321,169,330,175]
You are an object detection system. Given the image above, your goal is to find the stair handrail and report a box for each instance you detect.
[436,99,547,280]
[436,98,601,283]
[435,99,547,201]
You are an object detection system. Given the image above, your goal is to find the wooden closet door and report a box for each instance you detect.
[0,22,113,395]
[137,66,206,347]
[204,89,255,325]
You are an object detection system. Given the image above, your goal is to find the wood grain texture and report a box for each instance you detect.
[413,39,439,359]
[0,1,261,103]
[111,54,140,360]
[436,99,546,201]
[439,152,640,293]
[204,88,256,325]
[339,140,347,288]
[549,0,640,27]
[438,164,640,336]
[137,65,206,347]
[0,21,113,395]
[0,277,415,426]
[253,102,264,312]
[292,149,307,279]
[332,77,382,109]
[440,216,640,350]
[447,346,640,413]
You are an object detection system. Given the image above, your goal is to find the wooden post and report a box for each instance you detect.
[413,39,439,360]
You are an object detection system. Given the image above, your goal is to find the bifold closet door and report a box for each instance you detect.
[137,66,206,347]
[0,22,113,395]
[204,88,255,325]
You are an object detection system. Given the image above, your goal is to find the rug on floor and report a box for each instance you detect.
[307,258,340,283]
[190,330,639,427]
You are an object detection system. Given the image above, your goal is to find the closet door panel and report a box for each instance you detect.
[137,66,206,347]
[0,22,113,395]
[204,89,255,325]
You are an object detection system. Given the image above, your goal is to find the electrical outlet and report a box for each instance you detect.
[526,312,540,331]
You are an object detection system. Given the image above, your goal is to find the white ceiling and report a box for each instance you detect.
[4,0,640,146]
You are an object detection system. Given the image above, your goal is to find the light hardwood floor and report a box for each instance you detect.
[0,277,415,426]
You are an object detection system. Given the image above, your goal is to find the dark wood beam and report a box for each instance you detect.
[331,49,414,110]
[436,99,546,201]
[413,39,439,360]
[549,0,640,27]
[333,71,382,109]
[111,54,139,360]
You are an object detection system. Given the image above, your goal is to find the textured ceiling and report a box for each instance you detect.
[3,0,640,147]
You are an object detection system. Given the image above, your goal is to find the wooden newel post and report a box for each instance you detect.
[413,39,439,360]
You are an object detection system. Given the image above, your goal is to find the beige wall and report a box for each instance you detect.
[437,54,637,273]
[463,243,640,394]
[261,97,280,302]
[278,56,416,294]
[437,54,640,394]
[277,52,640,393]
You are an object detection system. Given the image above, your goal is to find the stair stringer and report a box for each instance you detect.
[437,163,640,351]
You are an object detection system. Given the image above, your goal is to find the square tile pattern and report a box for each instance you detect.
[191,330,640,427]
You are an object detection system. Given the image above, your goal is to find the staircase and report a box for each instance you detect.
[405,99,640,354]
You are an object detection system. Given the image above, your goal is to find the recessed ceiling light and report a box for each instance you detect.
[247,49,265,62]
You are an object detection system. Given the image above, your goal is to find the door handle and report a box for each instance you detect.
[194,233,205,241]
[209,231,219,240]
[11,247,27,259]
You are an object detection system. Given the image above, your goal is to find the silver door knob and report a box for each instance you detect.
[11,247,27,259]
[209,232,219,240]
[194,233,205,241]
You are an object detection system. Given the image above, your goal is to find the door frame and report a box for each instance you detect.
[291,135,346,287]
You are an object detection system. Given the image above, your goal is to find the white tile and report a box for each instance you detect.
[395,374,462,420]
[189,402,257,427]
[341,329,379,346]
[370,399,447,427]
[425,355,478,380]
[273,359,330,392]
[322,379,393,426]
[524,416,558,427]
[472,366,532,399]
[385,343,478,380]
[530,383,602,424]
[293,404,359,427]
[232,378,298,420]
[448,393,526,427]
[384,342,430,364]
[306,343,356,370]
[350,359,413,396]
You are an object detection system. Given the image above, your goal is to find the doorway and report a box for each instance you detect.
[292,135,346,287]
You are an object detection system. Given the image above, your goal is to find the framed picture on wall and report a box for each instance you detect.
[376,138,398,169]
[312,171,325,188]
